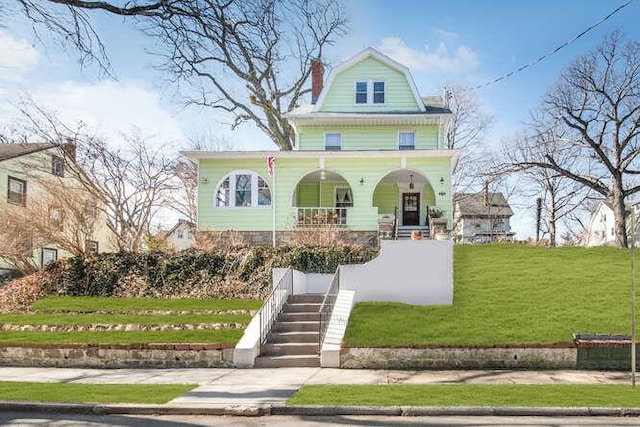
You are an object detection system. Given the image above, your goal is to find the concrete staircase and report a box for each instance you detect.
[254,294,322,368]
[396,225,429,240]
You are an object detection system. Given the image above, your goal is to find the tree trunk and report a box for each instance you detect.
[549,202,557,247]
[611,177,628,248]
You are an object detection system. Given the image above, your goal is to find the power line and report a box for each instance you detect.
[472,0,634,91]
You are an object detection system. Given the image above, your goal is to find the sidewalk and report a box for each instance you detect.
[0,367,632,409]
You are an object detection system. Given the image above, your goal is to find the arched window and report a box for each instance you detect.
[215,171,271,208]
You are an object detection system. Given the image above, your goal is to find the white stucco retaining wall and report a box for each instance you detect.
[340,239,453,305]
[320,290,356,367]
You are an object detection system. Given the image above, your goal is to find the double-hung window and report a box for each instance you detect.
[325,133,342,151]
[7,176,27,206]
[42,248,58,266]
[215,172,271,208]
[355,81,385,104]
[52,155,65,177]
[398,131,415,150]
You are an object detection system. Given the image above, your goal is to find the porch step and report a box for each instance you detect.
[254,354,320,368]
[396,226,429,240]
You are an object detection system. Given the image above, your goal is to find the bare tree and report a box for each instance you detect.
[443,85,493,193]
[15,0,348,150]
[505,130,592,247]
[516,31,640,248]
[8,101,178,252]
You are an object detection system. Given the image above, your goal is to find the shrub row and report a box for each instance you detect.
[43,245,378,299]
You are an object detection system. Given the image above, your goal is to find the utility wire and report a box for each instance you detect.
[471,0,634,91]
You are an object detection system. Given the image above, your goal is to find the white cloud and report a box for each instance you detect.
[30,80,185,143]
[0,31,39,81]
[378,36,478,73]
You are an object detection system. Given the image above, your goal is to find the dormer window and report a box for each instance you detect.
[355,81,385,104]
[355,82,368,104]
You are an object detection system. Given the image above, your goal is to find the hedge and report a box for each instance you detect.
[43,245,378,299]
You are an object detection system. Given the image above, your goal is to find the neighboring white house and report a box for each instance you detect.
[585,200,640,246]
[453,192,515,244]
[159,219,196,251]
[0,142,115,276]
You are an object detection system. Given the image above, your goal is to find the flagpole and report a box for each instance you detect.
[272,164,276,248]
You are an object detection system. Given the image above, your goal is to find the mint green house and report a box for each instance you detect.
[184,48,459,244]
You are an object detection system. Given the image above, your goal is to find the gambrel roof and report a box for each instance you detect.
[455,192,514,217]
[314,47,426,113]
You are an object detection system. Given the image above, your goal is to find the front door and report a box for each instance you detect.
[402,193,420,226]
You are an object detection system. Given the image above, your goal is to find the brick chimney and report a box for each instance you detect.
[63,138,76,162]
[311,59,324,104]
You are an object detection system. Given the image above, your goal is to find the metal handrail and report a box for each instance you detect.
[259,268,293,355]
[318,268,340,353]
[393,206,399,240]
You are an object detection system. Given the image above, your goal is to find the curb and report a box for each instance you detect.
[3,401,640,417]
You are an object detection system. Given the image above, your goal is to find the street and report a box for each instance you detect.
[2,412,640,426]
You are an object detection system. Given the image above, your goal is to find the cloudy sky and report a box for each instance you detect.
[1,0,638,237]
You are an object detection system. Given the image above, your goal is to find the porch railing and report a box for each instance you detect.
[318,267,340,353]
[296,207,348,226]
[259,268,293,354]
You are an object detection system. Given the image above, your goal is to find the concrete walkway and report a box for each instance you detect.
[0,367,632,407]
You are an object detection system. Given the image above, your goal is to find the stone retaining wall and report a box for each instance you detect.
[341,347,578,370]
[0,344,235,369]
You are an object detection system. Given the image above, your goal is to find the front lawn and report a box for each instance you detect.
[289,384,640,407]
[0,381,195,404]
[1,296,260,345]
[344,245,635,346]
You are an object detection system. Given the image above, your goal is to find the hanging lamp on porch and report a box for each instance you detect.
[409,174,414,190]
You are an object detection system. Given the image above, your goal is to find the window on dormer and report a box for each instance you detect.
[373,82,385,103]
[355,82,367,104]
[355,81,384,104]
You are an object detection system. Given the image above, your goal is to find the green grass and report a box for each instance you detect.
[33,296,262,312]
[0,381,195,404]
[344,245,636,346]
[0,313,250,325]
[0,329,243,344]
[289,384,640,407]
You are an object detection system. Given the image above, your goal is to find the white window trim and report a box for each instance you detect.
[214,170,272,209]
[353,80,385,105]
[398,130,416,150]
[324,132,342,151]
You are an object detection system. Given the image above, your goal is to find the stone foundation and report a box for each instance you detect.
[198,230,378,246]
[341,346,577,370]
[0,344,235,369]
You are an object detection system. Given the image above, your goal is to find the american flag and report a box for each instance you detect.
[267,155,275,177]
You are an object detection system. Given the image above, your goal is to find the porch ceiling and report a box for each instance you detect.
[299,170,345,183]
[379,170,428,185]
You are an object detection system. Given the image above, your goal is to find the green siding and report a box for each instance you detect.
[297,125,440,151]
[373,184,398,215]
[198,155,453,232]
[320,57,420,113]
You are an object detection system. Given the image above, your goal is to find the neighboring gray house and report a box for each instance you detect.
[453,192,515,243]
